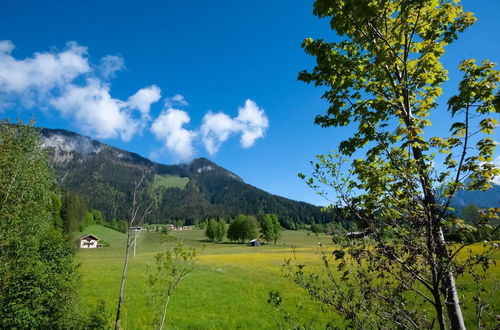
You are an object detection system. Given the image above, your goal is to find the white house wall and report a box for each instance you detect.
[80,239,98,248]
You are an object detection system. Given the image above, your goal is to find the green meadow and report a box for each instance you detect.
[76,226,500,329]
[153,175,189,190]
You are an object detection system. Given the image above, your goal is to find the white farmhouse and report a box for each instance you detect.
[79,234,101,248]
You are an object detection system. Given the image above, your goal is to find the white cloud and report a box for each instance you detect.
[236,99,269,148]
[0,41,269,158]
[164,93,188,107]
[99,55,124,79]
[151,108,197,160]
[127,84,161,122]
[0,40,89,94]
[51,78,137,141]
[200,99,269,155]
[51,80,161,141]
[201,112,240,155]
[0,40,161,142]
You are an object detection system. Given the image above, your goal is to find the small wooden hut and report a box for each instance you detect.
[79,234,101,248]
[250,239,261,247]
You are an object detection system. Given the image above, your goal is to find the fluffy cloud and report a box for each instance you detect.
[164,93,188,107]
[151,108,197,160]
[99,55,125,79]
[51,79,132,140]
[0,40,270,158]
[51,81,161,141]
[236,99,269,148]
[200,99,268,155]
[127,85,161,122]
[200,112,238,155]
[0,40,160,141]
[0,40,89,94]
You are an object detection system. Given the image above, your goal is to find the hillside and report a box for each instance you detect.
[40,128,332,227]
[451,183,500,211]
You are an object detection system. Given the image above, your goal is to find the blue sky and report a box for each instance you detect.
[1,0,499,206]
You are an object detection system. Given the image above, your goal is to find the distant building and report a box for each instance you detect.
[79,234,101,248]
[346,231,369,239]
[167,224,184,231]
[250,239,261,247]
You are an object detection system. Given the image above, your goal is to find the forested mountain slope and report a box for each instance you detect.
[40,128,332,226]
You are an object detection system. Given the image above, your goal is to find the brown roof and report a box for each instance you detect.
[80,234,100,241]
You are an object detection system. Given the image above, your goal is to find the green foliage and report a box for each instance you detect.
[260,214,282,244]
[86,209,104,227]
[50,192,64,229]
[82,300,109,330]
[310,222,324,234]
[461,203,481,225]
[61,190,89,233]
[42,133,333,227]
[215,219,227,242]
[146,240,197,329]
[296,0,500,328]
[205,219,218,241]
[0,121,79,329]
[443,204,500,243]
[116,220,128,233]
[101,218,128,233]
[227,215,259,243]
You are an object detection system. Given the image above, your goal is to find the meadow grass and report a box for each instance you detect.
[153,175,189,190]
[76,226,499,329]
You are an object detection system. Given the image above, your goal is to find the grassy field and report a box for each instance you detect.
[76,226,499,329]
[152,175,189,190]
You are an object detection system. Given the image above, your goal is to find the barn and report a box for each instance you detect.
[79,234,101,248]
[250,239,261,247]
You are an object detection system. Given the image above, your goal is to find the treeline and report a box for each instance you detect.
[203,214,282,244]
[444,203,500,243]
[41,129,336,227]
[306,203,500,244]
[57,189,128,235]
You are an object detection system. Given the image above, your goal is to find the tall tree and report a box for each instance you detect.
[260,214,274,243]
[227,217,244,243]
[215,219,227,242]
[205,219,218,242]
[61,190,88,233]
[228,215,260,243]
[270,214,282,244]
[260,214,281,244]
[0,121,79,328]
[295,0,499,328]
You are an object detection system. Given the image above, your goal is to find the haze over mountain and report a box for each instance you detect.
[40,127,332,227]
[451,184,500,211]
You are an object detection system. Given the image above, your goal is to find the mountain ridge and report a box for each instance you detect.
[40,127,332,227]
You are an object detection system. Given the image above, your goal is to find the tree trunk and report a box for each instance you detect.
[435,227,466,330]
[404,113,466,329]
[432,287,446,330]
[159,294,171,330]
[114,230,132,330]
